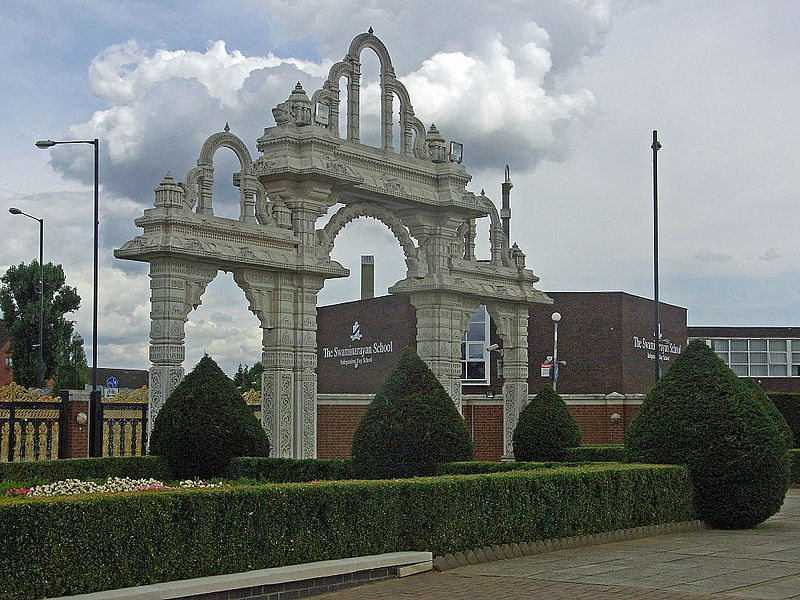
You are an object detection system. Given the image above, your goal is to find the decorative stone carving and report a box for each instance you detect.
[116,30,551,459]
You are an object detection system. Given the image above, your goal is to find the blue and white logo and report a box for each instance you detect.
[350,321,362,341]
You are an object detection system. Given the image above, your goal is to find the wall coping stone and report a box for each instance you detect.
[52,551,432,600]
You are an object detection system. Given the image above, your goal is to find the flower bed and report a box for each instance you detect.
[4,477,225,498]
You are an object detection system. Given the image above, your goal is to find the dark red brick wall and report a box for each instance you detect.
[463,404,504,461]
[65,397,89,458]
[317,296,416,394]
[317,404,366,459]
[569,402,640,444]
[528,292,686,395]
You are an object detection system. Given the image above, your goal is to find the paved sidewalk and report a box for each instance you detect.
[316,488,800,599]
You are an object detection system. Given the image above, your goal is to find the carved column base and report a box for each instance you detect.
[262,369,294,458]
[502,380,529,460]
[148,365,184,435]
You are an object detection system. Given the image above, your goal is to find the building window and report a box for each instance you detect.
[703,338,799,377]
[461,305,490,382]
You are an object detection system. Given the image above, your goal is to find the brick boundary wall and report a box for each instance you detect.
[316,394,644,460]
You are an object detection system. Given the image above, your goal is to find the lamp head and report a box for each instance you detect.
[551,312,562,323]
[8,207,22,215]
[35,140,56,149]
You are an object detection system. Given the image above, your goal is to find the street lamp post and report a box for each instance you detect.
[35,138,101,457]
[551,312,561,391]
[8,207,44,388]
[651,130,662,382]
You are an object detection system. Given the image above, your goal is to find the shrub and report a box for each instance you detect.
[512,385,581,461]
[149,355,270,479]
[563,444,628,462]
[789,449,800,484]
[0,464,693,600]
[741,379,794,449]
[0,456,172,484]
[436,461,582,475]
[626,340,789,529]
[227,457,354,482]
[769,393,800,448]
[351,346,472,478]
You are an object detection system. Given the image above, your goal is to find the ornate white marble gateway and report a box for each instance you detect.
[116,30,552,459]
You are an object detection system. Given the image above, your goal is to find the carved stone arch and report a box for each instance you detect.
[318,202,427,278]
[392,80,428,158]
[346,32,394,70]
[190,129,258,222]
[476,194,511,267]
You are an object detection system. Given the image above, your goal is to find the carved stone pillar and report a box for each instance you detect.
[234,268,323,458]
[487,303,530,460]
[409,292,478,413]
[148,259,216,433]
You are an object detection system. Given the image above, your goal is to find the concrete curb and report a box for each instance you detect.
[432,520,709,571]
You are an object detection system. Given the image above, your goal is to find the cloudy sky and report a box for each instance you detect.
[1,0,798,377]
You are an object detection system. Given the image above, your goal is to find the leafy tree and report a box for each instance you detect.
[149,354,271,479]
[351,346,472,479]
[626,340,789,529]
[54,333,89,391]
[513,384,581,461]
[0,261,80,388]
[233,362,264,394]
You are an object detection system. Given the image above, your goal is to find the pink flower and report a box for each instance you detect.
[4,488,30,497]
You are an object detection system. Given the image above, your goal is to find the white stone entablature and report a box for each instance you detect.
[116,30,551,459]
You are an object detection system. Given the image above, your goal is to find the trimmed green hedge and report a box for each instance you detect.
[0,456,172,484]
[436,461,585,475]
[789,449,800,484]
[563,445,627,462]
[770,393,800,449]
[227,457,355,482]
[1,464,694,600]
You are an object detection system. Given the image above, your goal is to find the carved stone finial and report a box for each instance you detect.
[224,122,230,133]
[155,172,185,208]
[480,189,485,196]
[511,242,526,270]
[368,26,374,34]
[425,123,446,163]
[273,82,313,127]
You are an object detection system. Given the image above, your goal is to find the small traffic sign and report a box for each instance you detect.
[106,376,119,388]
[103,387,119,398]
[540,363,551,377]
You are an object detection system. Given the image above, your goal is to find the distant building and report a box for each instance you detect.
[315,291,687,460]
[687,327,800,393]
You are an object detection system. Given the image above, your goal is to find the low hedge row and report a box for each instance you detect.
[0,456,172,484]
[563,444,628,462]
[1,464,694,600]
[226,457,355,482]
[436,461,584,475]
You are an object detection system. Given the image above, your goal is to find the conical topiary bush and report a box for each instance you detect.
[512,384,581,461]
[351,345,473,479]
[149,355,270,479]
[740,377,795,450]
[626,340,789,529]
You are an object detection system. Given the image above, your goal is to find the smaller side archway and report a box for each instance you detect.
[183,126,260,223]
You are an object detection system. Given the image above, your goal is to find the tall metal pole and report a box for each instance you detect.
[90,139,101,457]
[652,130,662,382]
[34,137,102,455]
[38,217,44,388]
